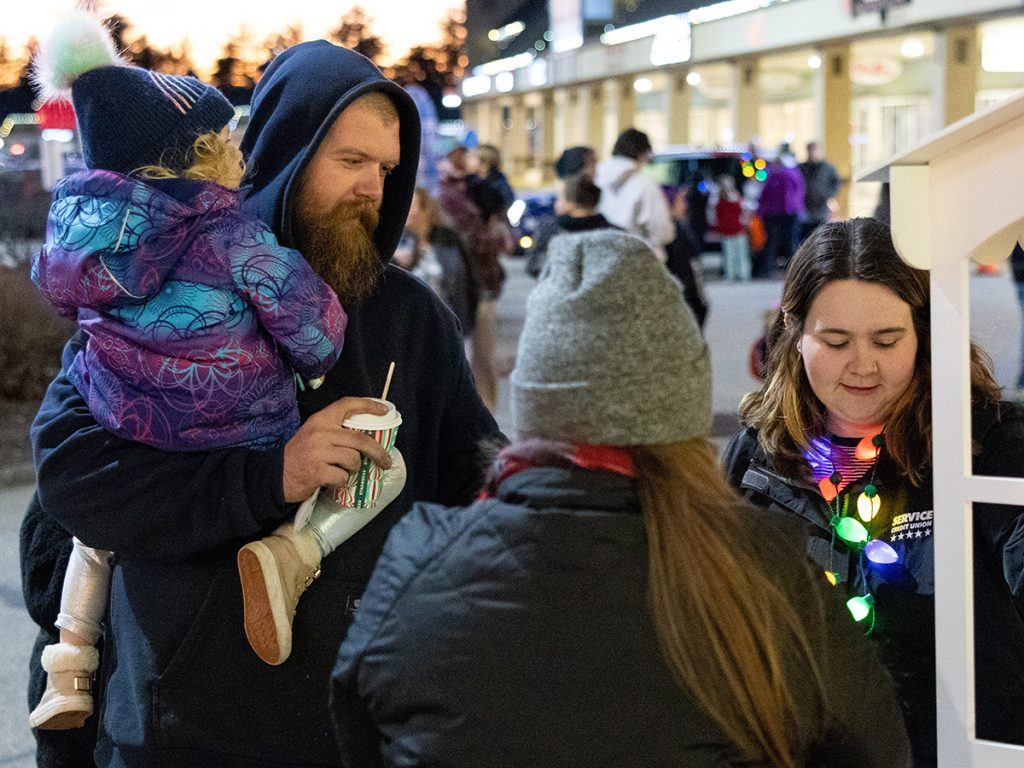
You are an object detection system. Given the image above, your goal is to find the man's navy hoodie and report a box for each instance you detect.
[24,41,502,768]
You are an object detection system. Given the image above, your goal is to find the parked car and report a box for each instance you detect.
[507,190,556,254]
[643,145,776,252]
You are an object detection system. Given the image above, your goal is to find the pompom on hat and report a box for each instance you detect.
[32,9,235,175]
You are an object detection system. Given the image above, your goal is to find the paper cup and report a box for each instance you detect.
[331,400,402,509]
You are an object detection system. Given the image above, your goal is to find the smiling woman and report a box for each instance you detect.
[723,216,1024,767]
[738,217,999,483]
[799,279,918,438]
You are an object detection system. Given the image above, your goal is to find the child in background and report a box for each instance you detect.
[27,12,401,730]
[716,175,750,281]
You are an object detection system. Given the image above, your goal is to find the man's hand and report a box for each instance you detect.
[282,398,394,503]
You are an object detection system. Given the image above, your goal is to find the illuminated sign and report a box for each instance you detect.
[473,52,534,77]
[495,72,515,92]
[650,17,692,66]
[850,57,902,86]
[551,0,584,53]
[982,21,1024,72]
[462,75,492,97]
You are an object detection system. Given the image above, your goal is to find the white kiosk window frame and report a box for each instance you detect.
[861,92,1024,767]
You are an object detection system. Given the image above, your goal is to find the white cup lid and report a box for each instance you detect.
[342,399,402,431]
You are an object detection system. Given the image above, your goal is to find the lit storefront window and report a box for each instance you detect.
[977,17,1024,111]
[758,50,816,155]
[634,73,668,150]
[850,33,937,174]
[688,64,733,146]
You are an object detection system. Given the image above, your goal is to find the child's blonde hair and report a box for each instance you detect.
[135,131,245,189]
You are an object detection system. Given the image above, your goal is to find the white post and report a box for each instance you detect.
[39,136,66,191]
[927,166,975,768]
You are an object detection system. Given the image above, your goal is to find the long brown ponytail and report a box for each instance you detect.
[629,439,827,767]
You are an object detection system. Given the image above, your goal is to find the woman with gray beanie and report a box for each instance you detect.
[330,230,910,768]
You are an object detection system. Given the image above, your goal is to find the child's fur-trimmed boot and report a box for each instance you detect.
[29,643,99,730]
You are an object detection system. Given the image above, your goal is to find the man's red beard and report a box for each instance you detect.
[292,195,383,305]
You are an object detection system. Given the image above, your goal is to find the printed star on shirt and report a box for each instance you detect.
[893,532,903,541]
[914,530,923,538]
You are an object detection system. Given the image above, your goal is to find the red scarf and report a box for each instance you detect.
[479,440,635,500]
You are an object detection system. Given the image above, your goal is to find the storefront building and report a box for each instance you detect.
[460,0,1024,215]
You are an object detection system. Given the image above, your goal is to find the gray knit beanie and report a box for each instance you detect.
[510,230,712,445]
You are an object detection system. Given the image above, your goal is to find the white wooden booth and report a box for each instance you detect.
[860,93,1024,767]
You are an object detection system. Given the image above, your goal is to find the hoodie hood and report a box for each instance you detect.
[33,170,236,314]
[240,40,420,262]
[594,155,640,193]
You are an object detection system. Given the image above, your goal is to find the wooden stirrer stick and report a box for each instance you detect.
[380,361,396,402]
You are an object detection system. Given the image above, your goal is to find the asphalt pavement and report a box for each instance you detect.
[0,483,37,768]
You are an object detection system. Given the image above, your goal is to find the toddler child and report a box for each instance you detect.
[715,175,750,281]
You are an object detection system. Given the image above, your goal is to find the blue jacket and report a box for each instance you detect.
[27,40,502,768]
[331,453,911,768]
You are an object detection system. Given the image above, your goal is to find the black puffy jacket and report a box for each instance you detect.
[722,402,1024,766]
[332,457,911,768]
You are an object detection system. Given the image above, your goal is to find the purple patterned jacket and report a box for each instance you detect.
[33,171,346,451]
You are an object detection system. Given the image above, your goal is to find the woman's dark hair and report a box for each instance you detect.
[740,217,1001,483]
[611,128,652,160]
[562,174,601,210]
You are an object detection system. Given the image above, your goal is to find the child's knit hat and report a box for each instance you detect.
[33,10,235,175]
[510,230,712,446]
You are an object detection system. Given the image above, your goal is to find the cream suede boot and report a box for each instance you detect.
[237,522,322,666]
[28,643,99,730]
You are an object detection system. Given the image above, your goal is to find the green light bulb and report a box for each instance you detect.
[835,516,869,545]
[847,594,874,622]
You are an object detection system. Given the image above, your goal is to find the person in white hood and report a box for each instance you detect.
[594,128,676,262]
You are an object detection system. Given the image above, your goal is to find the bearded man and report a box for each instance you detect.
[22,42,502,768]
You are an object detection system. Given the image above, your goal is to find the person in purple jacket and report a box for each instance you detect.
[26,13,402,732]
[755,143,806,277]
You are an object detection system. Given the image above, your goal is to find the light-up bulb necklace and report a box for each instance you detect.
[814,431,899,632]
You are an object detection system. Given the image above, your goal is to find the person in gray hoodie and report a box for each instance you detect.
[594,128,675,262]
